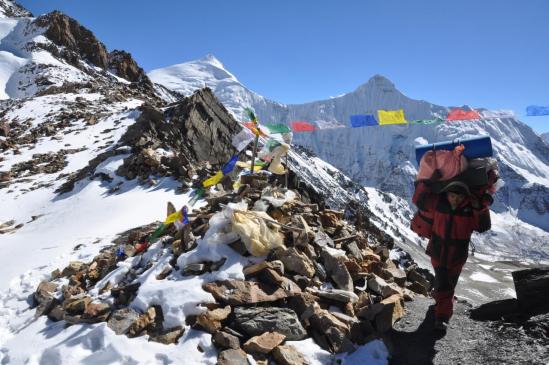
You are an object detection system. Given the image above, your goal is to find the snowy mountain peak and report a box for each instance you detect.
[199,53,225,69]
[0,0,31,18]
[148,55,241,99]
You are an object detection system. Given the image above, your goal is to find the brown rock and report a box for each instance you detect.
[82,302,111,322]
[243,332,286,354]
[272,345,310,365]
[217,348,249,365]
[63,295,92,315]
[374,294,405,332]
[202,280,299,306]
[128,307,156,337]
[35,281,57,304]
[320,249,353,291]
[368,274,403,298]
[381,266,407,287]
[195,306,231,333]
[307,308,354,353]
[212,330,240,350]
[276,248,315,278]
[243,260,284,277]
[320,210,343,229]
[149,326,185,345]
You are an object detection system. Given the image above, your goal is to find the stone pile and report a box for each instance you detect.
[33,174,433,364]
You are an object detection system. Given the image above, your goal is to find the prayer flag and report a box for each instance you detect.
[203,170,223,187]
[350,114,378,127]
[182,206,189,225]
[243,122,267,137]
[232,128,255,152]
[526,105,549,116]
[264,124,292,134]
[236,161,263,171]
[290,121,316,132]
[314,120,345,129]
[410,118,444,125]
[221,155,238,175]
[480,110,515,119]
[245,108,257,123]
[378,109,407,125]
[446,108,481,121]
[164,211,183,225]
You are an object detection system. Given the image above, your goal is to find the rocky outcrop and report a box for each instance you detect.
[0,0,32,17]
[33,11,153,88]
[35,11,110,69]
[108,50,152,86]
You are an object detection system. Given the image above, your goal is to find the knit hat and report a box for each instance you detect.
[441,181,471,196]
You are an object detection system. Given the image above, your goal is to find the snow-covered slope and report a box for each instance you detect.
[542,132,549,145]
[149,55,549,262]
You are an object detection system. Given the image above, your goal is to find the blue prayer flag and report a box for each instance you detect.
[526,105,549,116]
[221,155,239,175]
[350,114,378,128]
[182,206,189,225]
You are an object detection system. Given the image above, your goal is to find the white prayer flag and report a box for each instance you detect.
[232,128,255,152]
[480,110,515,119]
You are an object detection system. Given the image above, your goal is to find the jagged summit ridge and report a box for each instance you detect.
[0,0,31,18]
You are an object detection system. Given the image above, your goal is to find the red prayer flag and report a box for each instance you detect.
[290,121,316,132]
[446,109,481,121]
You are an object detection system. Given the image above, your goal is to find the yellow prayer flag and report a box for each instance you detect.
[377,109,407,125]
[235,161,263,171]
[164,211,182,225]
[203,170,223,187]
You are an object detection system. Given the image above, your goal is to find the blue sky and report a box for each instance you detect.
[19,0,549,133]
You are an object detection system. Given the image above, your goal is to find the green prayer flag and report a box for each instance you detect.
[410,118,444,125]
[264,124,292,134]
[148,223,166,242]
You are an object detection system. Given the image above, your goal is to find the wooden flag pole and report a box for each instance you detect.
[250,133,259,173]
[285,154,289,188]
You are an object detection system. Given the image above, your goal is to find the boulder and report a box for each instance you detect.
[243,331,286,354]
[107,308,141,335]
[202,280,299,306]
[217,349,249,365]
[63,295,92,315]
[111,282,141,306]
[81,301,111,323]
[320,249,353,292]
[275,248,315,278]
[212,330,240,350]
[320,210,343,229]
[368,275,403,298]
[149,326,185,345]
[381,267,407,287]
[306,288,358,304]
[195,306,231,333]
[233,307,307,341]
[61,261,86,277]
[243,260,284,277]
[314,230,334,248]
[306,307,354,353]
[128,307,156,337]
[272,345,310,365]
[34,281,57,304]
[374,294,405,332]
